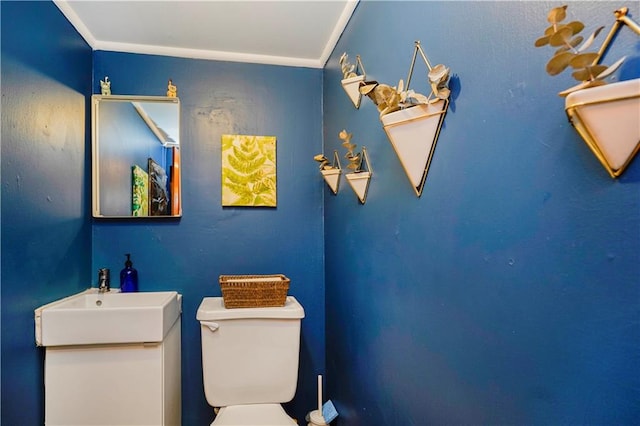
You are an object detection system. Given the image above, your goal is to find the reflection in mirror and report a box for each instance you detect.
[92,95,181,218]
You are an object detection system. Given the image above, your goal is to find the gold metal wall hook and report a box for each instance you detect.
[405,41,434,90]
[355,55,366,77]
[331,150,342,170]
[359,146,373,174]
[594,7,640,66]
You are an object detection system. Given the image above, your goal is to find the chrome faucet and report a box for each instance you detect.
[98,268,110,293]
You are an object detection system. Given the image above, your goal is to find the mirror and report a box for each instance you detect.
[92,95,181,218]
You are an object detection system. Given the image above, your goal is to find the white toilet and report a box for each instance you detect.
[197,296,305,425]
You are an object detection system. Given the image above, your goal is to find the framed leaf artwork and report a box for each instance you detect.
[221,134,277,207]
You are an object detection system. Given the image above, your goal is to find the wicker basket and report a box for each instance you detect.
[219,274,290,308]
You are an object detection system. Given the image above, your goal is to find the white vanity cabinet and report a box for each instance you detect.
[35,290,182,425]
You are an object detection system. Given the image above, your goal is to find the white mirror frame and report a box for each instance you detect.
[92,95,182,218]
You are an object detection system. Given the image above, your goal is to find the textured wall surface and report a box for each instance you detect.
[91,51,325,424]
[2,1,639,425]
[323,1,639,425]
[2,3,325,424]
[1,1,93,424]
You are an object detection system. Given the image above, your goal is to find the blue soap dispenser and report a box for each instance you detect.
[120,253,139,292]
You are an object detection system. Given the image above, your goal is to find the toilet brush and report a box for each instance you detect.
[306,375,327,426]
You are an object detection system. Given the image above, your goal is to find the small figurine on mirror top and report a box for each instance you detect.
[100,76,111,96]
[167,79,177,98]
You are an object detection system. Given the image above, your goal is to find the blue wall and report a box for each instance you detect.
[2,1,639,425]
[91,52,325,424]
[2,3,325,425]
[323,1,640,424]
[1,1,93,424]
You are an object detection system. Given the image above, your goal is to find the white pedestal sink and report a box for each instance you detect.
[35,289,182,426]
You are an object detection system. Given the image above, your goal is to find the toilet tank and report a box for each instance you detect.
[197,296,305,407]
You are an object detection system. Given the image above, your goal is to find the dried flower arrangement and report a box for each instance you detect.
[313,130,366,174]
[338,129,372,203]
[339,129,363,172]
[314,151,342,195]
[313,154,332,170]
[339,53,358,79]
[534,4,626,97]
[358,45,450,117]
[535,5,640,178]
[314,129,371,200]
[339,53,367,108]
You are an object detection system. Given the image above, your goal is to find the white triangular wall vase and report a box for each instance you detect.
[345,171,371,204]
[341,75,366,108]
[380,99,448,196]
[565,78,640,178]
[320,168,341,194]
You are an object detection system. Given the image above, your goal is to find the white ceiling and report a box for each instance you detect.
[54,0,358,69]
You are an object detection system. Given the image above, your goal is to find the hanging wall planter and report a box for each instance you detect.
[340,53,366,109]
[565,78,640,177]
[321,168,342,195]
[535,6,640,178]
[360,41,450,197]
[314,151,342,194]
[381,99,448,195]
[340,130,373,204]
[345,149,372,204]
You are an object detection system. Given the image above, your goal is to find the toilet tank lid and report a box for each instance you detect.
[197,296,305,321]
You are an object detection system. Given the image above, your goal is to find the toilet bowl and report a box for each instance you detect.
[197,296,305,426]
[213,404,297,425]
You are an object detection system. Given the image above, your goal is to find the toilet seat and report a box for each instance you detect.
[211,403,297,425]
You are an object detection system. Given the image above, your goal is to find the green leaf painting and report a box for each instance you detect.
[221,134,277,207]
